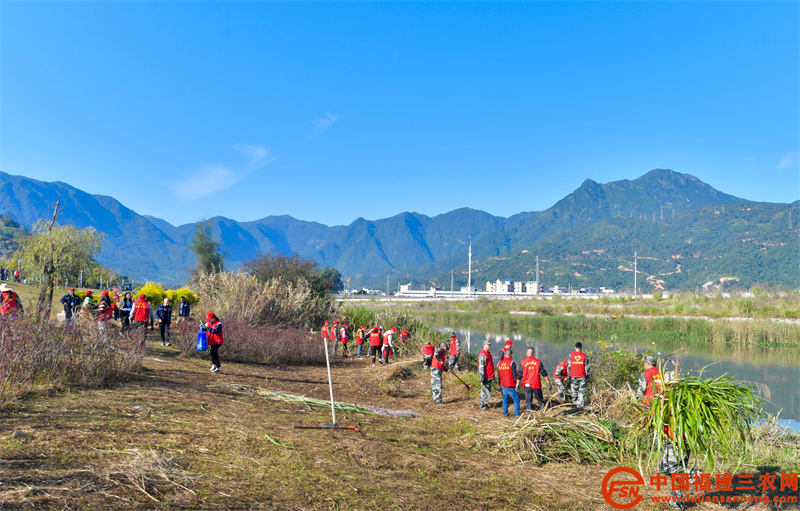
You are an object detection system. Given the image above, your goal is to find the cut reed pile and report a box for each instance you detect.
[229,384,375,414]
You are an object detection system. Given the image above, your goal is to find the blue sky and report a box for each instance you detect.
[2,1,797,227]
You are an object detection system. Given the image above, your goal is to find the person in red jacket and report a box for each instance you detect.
[368,327,382,366]
[637,356,662,405]
[497,349,522,417]
[0,283,22,316]
[553,359,569,399]
[421,340,435,372]
[521,347,553,412]
[566,341,590,409]
[129,293,153,346]
[202,312,224,373]
[478,342,497,410]
[400,329,409,344]
[355,325,366,359]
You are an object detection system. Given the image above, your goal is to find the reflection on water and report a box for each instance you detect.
[449,327,800,432]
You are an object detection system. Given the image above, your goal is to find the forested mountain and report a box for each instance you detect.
[418,202,799,291]
[0,168,793,289]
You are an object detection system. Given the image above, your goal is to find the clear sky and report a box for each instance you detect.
[2,1,798,227]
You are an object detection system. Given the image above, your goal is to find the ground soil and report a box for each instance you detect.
[0,334,775,510]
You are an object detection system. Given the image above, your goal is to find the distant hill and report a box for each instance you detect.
[0,168,792,289]
[420,202,799,291]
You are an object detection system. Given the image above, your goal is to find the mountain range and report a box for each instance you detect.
[0,169,795,289]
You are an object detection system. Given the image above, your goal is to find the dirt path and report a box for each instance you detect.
[0,340,757,510]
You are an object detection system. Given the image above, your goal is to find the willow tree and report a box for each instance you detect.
[20,202,104,317]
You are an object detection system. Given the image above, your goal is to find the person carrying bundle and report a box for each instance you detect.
[422,340,434,372]
[430,342,449,404]
[381,327,395,364]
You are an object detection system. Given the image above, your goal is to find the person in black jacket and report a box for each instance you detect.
[156,298,173,346]
[178,296,190,324]
[60,287,81,322]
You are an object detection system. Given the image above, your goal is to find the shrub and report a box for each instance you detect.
[191,271,334,329]
[136,282,166,306]
[174,321,325,365]
[170,287,199,305]
[0,315,144,402]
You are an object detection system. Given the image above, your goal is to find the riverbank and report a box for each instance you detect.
[417,309,800,347]
[4,337,797,510]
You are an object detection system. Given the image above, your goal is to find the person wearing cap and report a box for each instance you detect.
[553,359,569,399]
[355,325,366,359]
[498,340,514,361]
[421,339,435,372]
[202,312,223,372]
[637,356,663,406]
[99,290,112,309]
[156,298,173,346]
[521,347,553,412]
[111,293,120,321]
[431,341,450,404]
[448,332,461,371]
[567,341,590,409]
[118,292,134,333]
[329,320,340,356]
[478,342,497,411]
[96,300,113,342]
[130,293,154,345]
[381,327,395,364]
[368,327,382,366]
[321,321,330,344]
[60,287,81,322]
[340,322,350,357]
[0,283,22,316]
[82,290,96,317]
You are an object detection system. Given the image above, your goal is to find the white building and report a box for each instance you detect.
[486,279,513,293]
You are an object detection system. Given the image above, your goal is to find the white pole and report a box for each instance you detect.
[468,241,472,298]
[634,252,638,295]
[323,337,336,426]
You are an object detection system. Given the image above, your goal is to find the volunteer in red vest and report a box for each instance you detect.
[637,356,662,405]
[381,327,395,365]
[96,301,112,343]
[355,325,366,359]
[202,312,224,373]
[421,340,435,372]
[368,327,382,366]
[329,320,340,356]
[0,283,21,316]
[521,347,553,412]
[340,323,350,358]
[321,321,329,344]
[566,341,590,409]
[478,342,497,411]
[130,293,154,346]
[430,342,449,404]
[448,332,461,371]
[400,329,409,344]
[496,349,522,417]
[553,359,569,399]
[498,340,513,361]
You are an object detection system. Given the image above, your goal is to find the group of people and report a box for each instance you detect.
[0,267,20,282]
[59,287,191,346]
[422,336,591,414]
[320,321,410,366]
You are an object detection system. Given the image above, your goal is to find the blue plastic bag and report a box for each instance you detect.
[196,325,208,351]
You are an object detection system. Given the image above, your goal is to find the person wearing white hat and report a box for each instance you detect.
[0,283,22,315]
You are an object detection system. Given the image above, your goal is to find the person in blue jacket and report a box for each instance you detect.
[60,287,81,322]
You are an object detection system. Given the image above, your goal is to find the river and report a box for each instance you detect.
[446,326,800,432]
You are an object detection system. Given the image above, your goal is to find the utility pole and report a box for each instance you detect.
[451,270,454,294]
[660,205,663,220]
[467,240,472,298]
[80,270,83,288]
[634,252,638,295]
[535,255,540,294]
[386,275,389,296]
